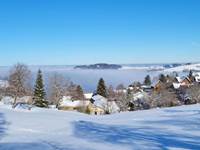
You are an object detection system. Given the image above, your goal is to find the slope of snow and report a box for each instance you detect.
[164,63,200,72]
[0,104,200,150]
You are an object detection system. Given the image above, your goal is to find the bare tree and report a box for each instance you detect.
[150,89,180,108]
[185,84,200,104]
[7,63,31,104]
[115,91,129,111]
[48,73,66,105]
[107,85,115,100]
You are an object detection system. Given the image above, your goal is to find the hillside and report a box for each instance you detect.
[164,63,200,72]
[0,104,200,150]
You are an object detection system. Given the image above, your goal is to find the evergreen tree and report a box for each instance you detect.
[75,85,85,100]
[97,78,107,97]
[173,71,178,77]
[188,70,195,82]
[126,88,134,111]
[33,69,48,107]
[189,70,193,78]
[126,88,132,100]
[159,74,167,83]
[77,85,84,99]
[144,75,151,85]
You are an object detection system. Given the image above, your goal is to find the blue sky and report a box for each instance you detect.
[0,0,199,65]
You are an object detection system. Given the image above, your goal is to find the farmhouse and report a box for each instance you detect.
[173,76,192,89]
[58,96,90,111]
[84,93,93,100]
[152,80,165,92]
[88,94,120,115]
[193,72,200,83]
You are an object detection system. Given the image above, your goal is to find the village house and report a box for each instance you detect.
[129,91,150,110]
[58,96,90,111]
[173,76,192,89]
[88,94,120,115]
[193,72,200,83]
[141,85,154,93]
[152,80,165,92]
[132,91,147,101]
[84,93,93,100]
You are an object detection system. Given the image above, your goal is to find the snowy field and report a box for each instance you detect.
[0,104,200,150]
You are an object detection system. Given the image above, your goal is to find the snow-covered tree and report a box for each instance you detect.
[8,63,31,105]
[185,84,200,104]
[33,69,48,108]
[115,91,129,111]
[48,73,65,105]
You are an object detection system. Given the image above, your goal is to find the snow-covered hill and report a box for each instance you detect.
[164,63,200,72]
[0,104,200,150]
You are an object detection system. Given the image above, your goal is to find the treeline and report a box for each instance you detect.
[0,63,85,107]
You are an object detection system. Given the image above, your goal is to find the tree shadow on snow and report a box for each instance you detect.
[0,112,8,141]
[0,142,94,150]
[73,120,200,150]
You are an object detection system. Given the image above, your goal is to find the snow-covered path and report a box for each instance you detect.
[0,104,200,150]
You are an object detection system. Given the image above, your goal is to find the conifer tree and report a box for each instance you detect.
[144,75,151,85]
[159,74,167,83]
[189,70,193,78]
[126,88,132,101]
[77,85,84,99]
[33,69,48,107]
[97,78,107,97]
[188,70,195,82]
[73,85,85,100]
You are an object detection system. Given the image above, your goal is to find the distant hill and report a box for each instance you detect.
[164,63,200,72]
[74,63,122,69]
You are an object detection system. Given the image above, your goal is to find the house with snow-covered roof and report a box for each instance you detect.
[58,96,90,111]
[88,94,120,115]
[193,72,200,83]
[84,93,93,100]
[173,76,192,89]
[152,80,165,92]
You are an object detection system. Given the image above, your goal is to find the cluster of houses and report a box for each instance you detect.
[58,94,120,115]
